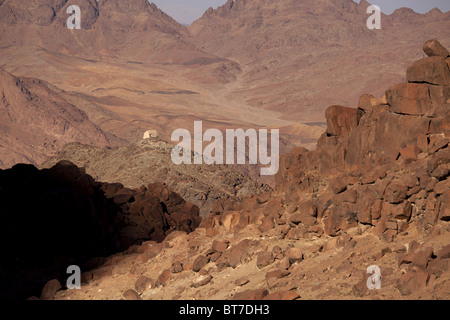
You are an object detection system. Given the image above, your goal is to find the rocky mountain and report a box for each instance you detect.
[41,138,270,216]
[189,0,450,125]
[2,0,448,162]
[0,0,210,63]
[0,68,119,169]
[0,0,449,301]
[27,40,449,301]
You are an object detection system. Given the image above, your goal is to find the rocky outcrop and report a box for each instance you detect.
[41,139,269,217]
[0,161,200,299]
[274,41,449,240]
[199,40,449,299]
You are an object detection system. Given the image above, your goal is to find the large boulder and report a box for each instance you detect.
[423,39,449,58]
[325,105,364,137]
[385,83,447,116]
[406,56,450,86]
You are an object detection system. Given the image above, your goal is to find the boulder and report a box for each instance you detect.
[325,105,363,137]
[212,240,228,253]
[423,39,449,58]
[155,269,172,287]
[232,289,269,300]
[40,279,62,300]
[406,56,450,86]
[386,83,444,116]
[256,252,275,269]
[436,244,450,259]
[358,94,375,111]
[262,290,300,300]
[323,206,357,236]
[265,269,290,280]
[411,247,434,270]
[192,255,209,272]
[329,175,348,194]
[384,182,408,204]
[391,201,413,221]
[285,248,303,264]
[437,190,450,221]
[396,267,429,296]
[258,217,275,233]
[190,274,212,288]
[226,239,255,268]
[134,275,152,293]
[123,289,140,300]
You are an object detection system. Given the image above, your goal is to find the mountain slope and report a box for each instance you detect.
[189,0,450,124]
[41,138,270,216]
[0,0,214,64]
[37,40,450,301]
[0,68,115,169]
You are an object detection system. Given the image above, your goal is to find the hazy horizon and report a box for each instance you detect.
[150,0,450,25]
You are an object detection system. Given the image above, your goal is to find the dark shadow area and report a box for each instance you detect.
[0,161,201,300]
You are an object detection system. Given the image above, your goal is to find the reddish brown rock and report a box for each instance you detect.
[221,211,241,231]
[400,145,421,162]
[265,269,290,280]
[423,39,450,58]
[323,206,357,237]
[212,240,228,253]
[385,219,397,230]
[135,275,152,293]
[392,201,413,221]
[427,259,448,278]
[358,94,375,111]
[192,255,209,272]
[396,267,430,296]
[437,190,450,221]
[411,247,434,270]
[407,56,450,86]
[205,228,219,238]
[299,199,317,217]
[142,242,163,259]
[257,252,275,269]
[398,253,414,267]
[428,139,449,155]
[288,213,302,225]
[232,289,269,300]
[262,290,300,300]
[155,269,172,287]
[171,261,184,274]
[329,176,348,194]
[235,277,250,286]
[258,218,275,233]
[325,105,363,137]
[342,189,358,203]
[384,182,408,204]
[123,289,141,300]
[226,239,255,268]
[40,279,62,300]
[285,247,303,264]
[386,83,444,116]
[436,244,450,259]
